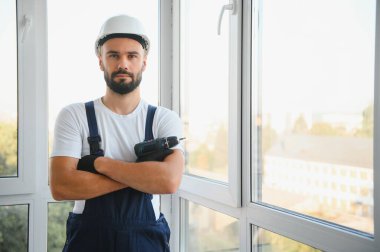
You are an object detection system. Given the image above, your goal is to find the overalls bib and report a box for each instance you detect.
[63,101,170,252]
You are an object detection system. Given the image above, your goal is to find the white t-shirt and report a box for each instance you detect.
[51,98,183,220]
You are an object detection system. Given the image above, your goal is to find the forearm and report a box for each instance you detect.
[52,170,127,200]
[50,157,127,201]
[95,150,184,194]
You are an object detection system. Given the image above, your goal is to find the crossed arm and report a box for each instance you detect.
[49,150,184,201]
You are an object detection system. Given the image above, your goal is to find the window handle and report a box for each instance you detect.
[217,0,236,35]
[20,15,32,43]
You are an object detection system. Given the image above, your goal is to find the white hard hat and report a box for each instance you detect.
[95,15,150,56]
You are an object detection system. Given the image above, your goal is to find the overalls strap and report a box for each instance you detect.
[144,105,156,201]
[145,104,157,141]
[84,101,104,156]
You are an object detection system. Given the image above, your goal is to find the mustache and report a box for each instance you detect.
[112,70,133,77]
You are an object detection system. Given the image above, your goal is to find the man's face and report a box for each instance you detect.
[99,38,147,95]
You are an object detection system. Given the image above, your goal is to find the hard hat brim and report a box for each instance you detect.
[97,33,149,51]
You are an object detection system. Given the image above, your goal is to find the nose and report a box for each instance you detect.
[118,55,129,70]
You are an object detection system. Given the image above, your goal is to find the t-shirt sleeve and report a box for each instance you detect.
[50,106,83,159]
[154,108,184,153]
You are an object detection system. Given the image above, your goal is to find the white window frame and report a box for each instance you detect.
[249,0,380,251]
[167,0,380,251]
[170,0,242,208]
[0,0,51,251]
[161,0,244,250]
[159,0,176,228]
[0,0,36,195]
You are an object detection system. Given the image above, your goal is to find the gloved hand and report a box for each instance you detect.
[77,155,99,174]
[136,149,174,162]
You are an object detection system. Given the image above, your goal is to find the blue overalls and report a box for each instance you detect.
[63,101,171,252]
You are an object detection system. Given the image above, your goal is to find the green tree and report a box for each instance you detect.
[309,122,346,136]
[309,122,335,135]
[0,122,17,176]
[262,124,278,154]
[210,124,228,172]
[261,229,321,252]
[0,205,28,252]
[356,104,373,137]
[189,143,214,171]
[188,123,229,175]
[292,114,308,134]
[48,202,74,252]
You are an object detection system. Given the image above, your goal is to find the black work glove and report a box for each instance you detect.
[77,155,100,174]
[136,149,174,162]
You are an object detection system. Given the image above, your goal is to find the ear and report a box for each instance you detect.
[99,57,105,71]
[142,56,147,72]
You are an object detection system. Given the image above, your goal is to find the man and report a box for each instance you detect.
[49,15,184,252]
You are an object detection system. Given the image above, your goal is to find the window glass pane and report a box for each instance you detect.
[180,0,230,182]
[253,0,375,234]
[0,205,29,251]
[48,201,74,252]
[251,225,321,252]
[48,0,159,153]
[0,0,18,177]
[182,200,239,251]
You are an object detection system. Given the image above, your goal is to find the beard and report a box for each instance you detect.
[104,69,143,95]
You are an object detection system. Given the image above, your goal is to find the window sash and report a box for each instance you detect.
[0,0,50,251]
[171,0,242,208]
[249,0,380,251]
[0,0,44,196]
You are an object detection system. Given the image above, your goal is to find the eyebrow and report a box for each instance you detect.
[106,50,141,55]
[127,51,140,55]
[106,50,119,55]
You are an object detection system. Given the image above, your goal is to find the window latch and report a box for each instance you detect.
[20,15,32,43]
[217,0,236,35]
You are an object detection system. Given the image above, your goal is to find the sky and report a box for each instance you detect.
[0,0,17,120]
[259,0,376,132]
